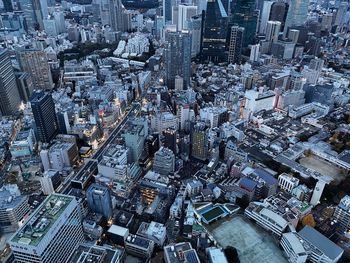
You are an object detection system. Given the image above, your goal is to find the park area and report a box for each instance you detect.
[207,216,287,263]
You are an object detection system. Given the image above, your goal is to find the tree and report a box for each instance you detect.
[302,214,316,228]
[224,246,240,263]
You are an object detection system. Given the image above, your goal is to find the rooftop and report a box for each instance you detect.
[11,194,74,246]
[299,226,343,260]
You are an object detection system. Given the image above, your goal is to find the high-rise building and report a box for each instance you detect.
[259,1,274,34]
[153,147,175,176]
[228,25,244,64]
[188,15,202,57]
[0,49,21,116]
[191,122,208,161]
[109,0,131,32]
[284,0,309,36]
[15,72,34,103]
[201,0,229,63]
[19,49,53,90]
[87,183,113,219]
[9,194,84,263]
[30,91,58,143]
[266,21,281,42]
[32,0,48,30]
[0,184,30,233]
[165,30,192,89]
[163,128,177,154]
[177,4,197,30]
[269,1,289,32]
[2,0,13,11]
[18,0,37,30]
[229,0,258,48]
[335,1,348,27]
[249,44,260,62]
[334,195,350,231]
[163,0,178,25]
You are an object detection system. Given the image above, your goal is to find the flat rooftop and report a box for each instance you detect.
[68,243,123,263]
[208,216,288,263]
[11,194,73,247]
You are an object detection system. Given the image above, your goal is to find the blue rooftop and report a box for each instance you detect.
[253,168,277,186]
[239,178,257,191]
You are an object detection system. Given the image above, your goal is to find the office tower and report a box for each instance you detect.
[250,44,260,62]
[188,14,202,57]
[124,118,148,162]
[32,0,48,30]
[284,0,309,36]
[153,147,175,176]
[191,122,208,161]
[321,13,333,31]
[87,183,113,219]
[2,0,13,11]
[0,184,30,233]
[43,17,58,36]
[334,195,350,231]
[228,25,244,64]
[18,0,37,30]
[30,91,58,143]
[229,0,258,47]
[335,1,348,27]
[53,11,66,33]
[109,0,130,32]
[177,4,197,30]
[9,194,84,263]
[163,0,177,24]
[201,0,228,63]
[259,1,274,34]
[266,21,281,42]
[15,72,34,102]
[19,49,53,90]
[288,29,299,44]
[165,30,192,89]
[163,128,177,154]
[269,1,289,32]
[0,49,21,116]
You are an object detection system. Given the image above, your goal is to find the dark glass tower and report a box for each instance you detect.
[165,30,192,89]
[201,0,229,63]
[86,183,113,219]
[30,91,58,143]
[229,0,258,48]
[269,1,289,32]
[0,49,21,116]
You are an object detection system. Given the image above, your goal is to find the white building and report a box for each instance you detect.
[281,227,344,263]
[244,89,275,117]
[40,142,78,171]
[136,221,167,246]
[125,234,154,259]
[199,106,227,128]
[9,194,84,263]
[278,173,299,193]
[40,169,61,195]
[98,144,128,182]
[151,112,178,133]
[177,4,197,30]
[334,195,350,231]
[245,202,289,237]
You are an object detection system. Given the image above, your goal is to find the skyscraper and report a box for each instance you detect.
[87,183,113,219]
[188,15,202,57]
[165,30,192,89]
[266,21,281,42]
[19,49,53,90]
[229,0,258,48]
[259,0,274,34]
[30,91,58,143]
[109,0,131,32]
[201,0,229,63]
[18,0,37,30]
[177,4,197,30]
[0,49,21,116]
[228,25,244,64]
[163,0,177,25]
[283,0,309,36]
[9,194,84,263]
[335,1,348,27]
[269,1,289,32]
[191,122,208,161]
